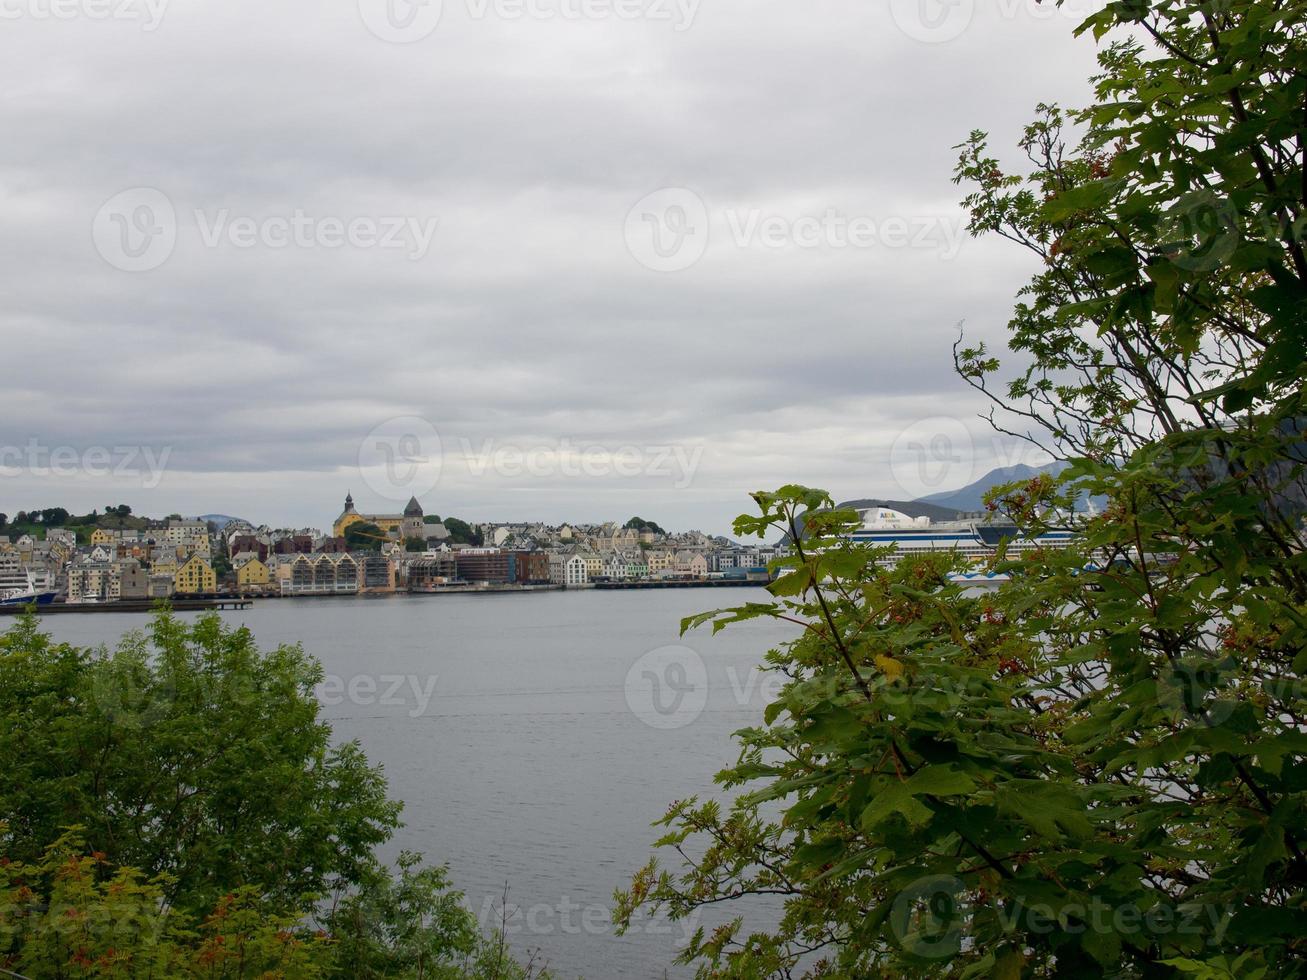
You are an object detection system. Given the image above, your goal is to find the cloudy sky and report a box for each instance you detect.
[0,0,1106,535]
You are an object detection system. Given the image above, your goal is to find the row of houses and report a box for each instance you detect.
[545,544,783,587]
[224,549,556,596]
[2,502,791,602]
[66,553,217,603]
[58,542,785,601]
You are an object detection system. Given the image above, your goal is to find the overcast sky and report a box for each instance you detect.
[0,0,1107,535]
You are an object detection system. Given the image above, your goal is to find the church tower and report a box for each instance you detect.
[333,491,361,538]
[402,495,424,539]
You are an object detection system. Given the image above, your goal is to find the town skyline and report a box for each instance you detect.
[0,492,786,604]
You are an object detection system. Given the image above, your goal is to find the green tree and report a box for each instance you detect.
[0,829,334,978]
[211,530,233,580]
[0,829,550,980]
[441,518,483,547]
[624,517,666,535]
[326,852,550,979]
[0,611,551,979]
[345,521,388,551]
[616,1,1307,975]
[0,609,399,918]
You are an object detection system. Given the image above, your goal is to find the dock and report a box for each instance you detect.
[0,598,255,616]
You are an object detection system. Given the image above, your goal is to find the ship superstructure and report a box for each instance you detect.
[848,507,1075,574]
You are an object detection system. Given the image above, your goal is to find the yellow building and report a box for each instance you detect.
[174,555,216,594]
[332,492,426,541]
[234,556,270,590]
[151,554,179,577]
[90,528,117,547]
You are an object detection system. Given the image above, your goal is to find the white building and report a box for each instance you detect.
[549,553,589,588]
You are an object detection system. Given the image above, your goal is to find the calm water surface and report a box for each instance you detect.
[35,590,799,979]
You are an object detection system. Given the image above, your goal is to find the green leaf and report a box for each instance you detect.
[907,765,977,797]
[860,782,932,830]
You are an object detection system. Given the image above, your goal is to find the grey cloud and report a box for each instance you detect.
[0,0,1100,533]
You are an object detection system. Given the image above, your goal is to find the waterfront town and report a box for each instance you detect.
[0,492,785,605]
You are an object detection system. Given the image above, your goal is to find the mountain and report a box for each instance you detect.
[917,461,1066,513]
[195,514,245,529]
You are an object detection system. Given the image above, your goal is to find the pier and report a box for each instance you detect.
[0,598,255,616]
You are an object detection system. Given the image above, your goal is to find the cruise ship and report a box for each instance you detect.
[0,553,58,606]
[849,507,1076,581]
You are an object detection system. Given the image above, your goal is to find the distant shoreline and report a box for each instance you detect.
[2,579,776,614]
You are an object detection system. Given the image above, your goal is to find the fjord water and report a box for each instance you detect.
[37,590,799,978]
